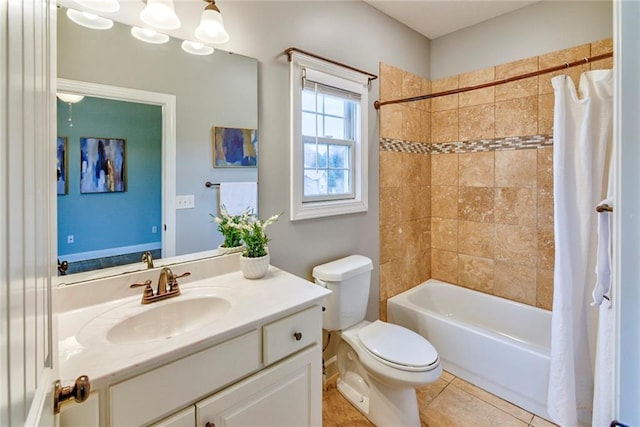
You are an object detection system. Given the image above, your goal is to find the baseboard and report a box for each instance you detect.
[60,242,161,262]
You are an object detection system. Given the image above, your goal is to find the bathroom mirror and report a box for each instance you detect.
[56,8,258,285]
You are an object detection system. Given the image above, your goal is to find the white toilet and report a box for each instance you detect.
[313,255,442,427]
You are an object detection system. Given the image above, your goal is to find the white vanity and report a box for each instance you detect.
[56,254,330,426]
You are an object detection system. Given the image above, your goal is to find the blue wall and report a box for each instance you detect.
[57,96,162,257]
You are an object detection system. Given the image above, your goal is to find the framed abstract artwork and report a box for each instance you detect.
[80,137,126,193]
[212,126,258,167]
[57,136,68,195]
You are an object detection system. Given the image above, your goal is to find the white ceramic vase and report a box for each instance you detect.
[239,253,270,279]
[217,244,244,255]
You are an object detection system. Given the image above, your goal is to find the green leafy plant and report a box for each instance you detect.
[229,211,281,258]
[210,205,243,248]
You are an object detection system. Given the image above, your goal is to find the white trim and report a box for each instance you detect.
[56,79,177,258]
[289,54,369,221]
[60,242,162,263]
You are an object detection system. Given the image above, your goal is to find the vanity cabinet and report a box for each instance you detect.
[61,305,323,426]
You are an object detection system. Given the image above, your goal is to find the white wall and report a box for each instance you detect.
[431,0,613,79]
[218,1,431,318]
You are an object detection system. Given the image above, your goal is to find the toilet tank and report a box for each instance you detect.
[312,255,373,331]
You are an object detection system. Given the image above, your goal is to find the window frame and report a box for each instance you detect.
[289,52,369,221]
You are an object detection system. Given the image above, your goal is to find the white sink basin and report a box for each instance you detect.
[106,297,231,344]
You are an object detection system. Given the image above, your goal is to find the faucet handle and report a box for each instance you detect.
[173,272,191,280]
[130,280,154,299]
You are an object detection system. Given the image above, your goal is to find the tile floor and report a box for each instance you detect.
[323,371,558,427]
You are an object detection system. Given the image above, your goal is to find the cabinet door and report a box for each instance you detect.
[197,345,321,427]
[150,406,195,427]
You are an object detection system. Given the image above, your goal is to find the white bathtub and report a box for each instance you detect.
[387,279,551,419]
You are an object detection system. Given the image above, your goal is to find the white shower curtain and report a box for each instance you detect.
[548,70,613,427]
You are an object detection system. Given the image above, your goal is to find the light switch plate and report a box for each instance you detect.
[176,195,195,209]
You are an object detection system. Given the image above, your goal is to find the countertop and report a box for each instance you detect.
[57,266,330,389]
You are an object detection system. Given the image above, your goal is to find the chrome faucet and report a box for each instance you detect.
[141,251,154,269]
[130,267,191,304]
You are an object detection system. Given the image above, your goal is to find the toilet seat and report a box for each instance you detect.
[358,320,439,372]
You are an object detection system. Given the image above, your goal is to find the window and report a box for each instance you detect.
[290,52,369,220]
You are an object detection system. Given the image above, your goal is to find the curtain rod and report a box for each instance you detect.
[374,51,613,110]
[284,47,378,83]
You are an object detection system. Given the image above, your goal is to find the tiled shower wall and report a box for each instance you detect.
[379,38,613,320]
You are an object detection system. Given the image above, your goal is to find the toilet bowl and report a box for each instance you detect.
[313,255,442,426]
[337,320,442,426]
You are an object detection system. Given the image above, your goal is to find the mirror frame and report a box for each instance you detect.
[56,78,177,274]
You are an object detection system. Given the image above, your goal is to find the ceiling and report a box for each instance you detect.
[58,0,540,43]
[363,0,539,39]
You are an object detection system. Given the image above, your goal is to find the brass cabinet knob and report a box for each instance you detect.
[205,422,215,427]
[293,331,303,341]
[54,375,91,414]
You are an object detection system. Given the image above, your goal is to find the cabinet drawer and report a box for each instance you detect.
[262,306,321,365]
[110,330,260,427]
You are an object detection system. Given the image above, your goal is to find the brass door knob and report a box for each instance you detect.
[293,332,303,341]
[54,375,91,414]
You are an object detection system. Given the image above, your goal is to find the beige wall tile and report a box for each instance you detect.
[495,224,537,267]
[400,186,422,221]
[402,105,423,142]
[495,187,537,226]
[402,152,422,186]
[379,150,403,188]
[537,187,554,230]
[590,38,614,70]
[379,62,403,100]
[402,71,423,98]
[379,103,403,139]
[459,66,495,108]
[459,151,494,187]
[538,44,591,95]
[382,258,407,300]
[495,57,539,102]
[495,96,538,138]
[495,149,537,188]
[380,187,400,225]
[537,227,555,270]
[420,110,432,144]
[458,187,495,223]
[431,217,458,251]
[403,249,430,289]
[458,220,495,258]
[432,153,459,186]
[431,75,459,112]
[431,249,459,283]
[537,147,553,189]
[379,302,387,322]
[458,254,494,293]
[459,104,495,141]
[538,93,554,135]
[494,261,536,305]
[419,78,432,112]
[380,224,403,264]
[591,57,613,70]
[421,152,431,186]
[431,109,459,143]
[432,185,458,219]
[404,218,430,254]
[536,268,554,311]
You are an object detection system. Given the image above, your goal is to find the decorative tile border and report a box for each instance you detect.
[379,138,431,154]
[380,134,553,154]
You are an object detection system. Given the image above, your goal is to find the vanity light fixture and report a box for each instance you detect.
[140,0,181,31]
[181,40,214,56]
[74,0,120,13]
[131,26,170,44]
[66,8,114,30]
[194,0,229,44]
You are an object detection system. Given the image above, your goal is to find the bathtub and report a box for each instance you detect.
[387,279,551,419]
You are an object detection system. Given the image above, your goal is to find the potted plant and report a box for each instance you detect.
[229,210,281,279]
[210,205,244,254]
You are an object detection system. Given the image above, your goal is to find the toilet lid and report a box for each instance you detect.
[358,321,438,370]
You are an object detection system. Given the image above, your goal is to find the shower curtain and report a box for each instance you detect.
[548,70,613,427]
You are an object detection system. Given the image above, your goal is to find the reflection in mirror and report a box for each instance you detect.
[56,8,258,286]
